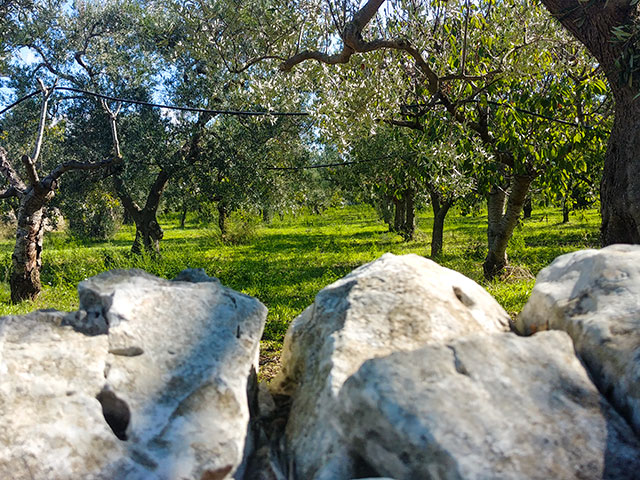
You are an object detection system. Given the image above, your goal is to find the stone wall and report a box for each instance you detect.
[2,251,640,479]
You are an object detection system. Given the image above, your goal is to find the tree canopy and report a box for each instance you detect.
[0,0,626,299]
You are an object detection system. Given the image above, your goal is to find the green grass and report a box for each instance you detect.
[0,205,601,345]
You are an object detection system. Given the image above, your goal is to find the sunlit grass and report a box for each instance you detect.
[0,204,601,349]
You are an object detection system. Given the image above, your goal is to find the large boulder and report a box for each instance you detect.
[337,331,640,479]
[271,253,510,479]
[515,245,640,435]
[0,269,267,480]
[0,310,134,479]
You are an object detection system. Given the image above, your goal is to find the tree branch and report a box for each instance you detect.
[21,154,39,186]
[0,186,19,199]
[279,0,440,92]
[113,173,141,216]
[540,0,631,83]
[41,157,121,190]
[0,147,25,192]
[280,47,355,72]
[101,99,123,159]
[143,169,171,213]
[383,118,423,131]
[351,0,385,30]
[229,55,287,73]
[165,111,213,177]
[27,43,78,85]
[27,79,56,178]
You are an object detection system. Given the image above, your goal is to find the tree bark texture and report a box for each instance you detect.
[523,197,532,219]
[429,188,453,258]
[10,191,52,302]
[483,175,533,279]
[131,211,164,255]
[562,195,570,224]
[541,1,640,244]
[600,97,640,244]
[393,189,415,241]
[114,169,170,255]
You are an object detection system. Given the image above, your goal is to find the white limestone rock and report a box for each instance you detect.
[337,331,640,479]
[0,269,267,480]
[0,310,137,479]
[515,244,640,434]
[272,253,510,479]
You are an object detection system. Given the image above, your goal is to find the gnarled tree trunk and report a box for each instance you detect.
[600,93,640,244]
[483,175,533,279]
[10,191,52,302]
[540,1,640,245]
[0,83,117,302]
[131,212,164,255]
[115,170,170,256]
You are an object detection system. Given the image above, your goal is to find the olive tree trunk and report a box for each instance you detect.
[393,189,415,241]
[115,170,170,256]
[376,194,395,230]
[540,1,640,245]
[0,83,118,302]
[428,188,453,258]
[180,202,188,229]
[522,197,532,219]
[10,191,53,302]
[600,94,640,244]
[393,195,404,233]
[131,211,164,255]
[483,175,533,279]
[562,195,570,224]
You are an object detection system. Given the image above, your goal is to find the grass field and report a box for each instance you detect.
[0,204,600,353]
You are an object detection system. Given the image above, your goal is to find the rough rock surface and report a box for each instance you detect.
[337,331,640,479]
[515,244,640,434]
[272,253,510,479]
[0,269,266,480]
[0,311,133,479]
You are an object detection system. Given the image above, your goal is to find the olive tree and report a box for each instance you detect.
[0,81,117,302]
[540,1,640,244]
[249,0,607,276]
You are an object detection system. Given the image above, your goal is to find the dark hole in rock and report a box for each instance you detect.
[351,451,381,478]
[201,464,233,480]
[108,346,144,357]
[452,286,475,308]
[96,386,131,441]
